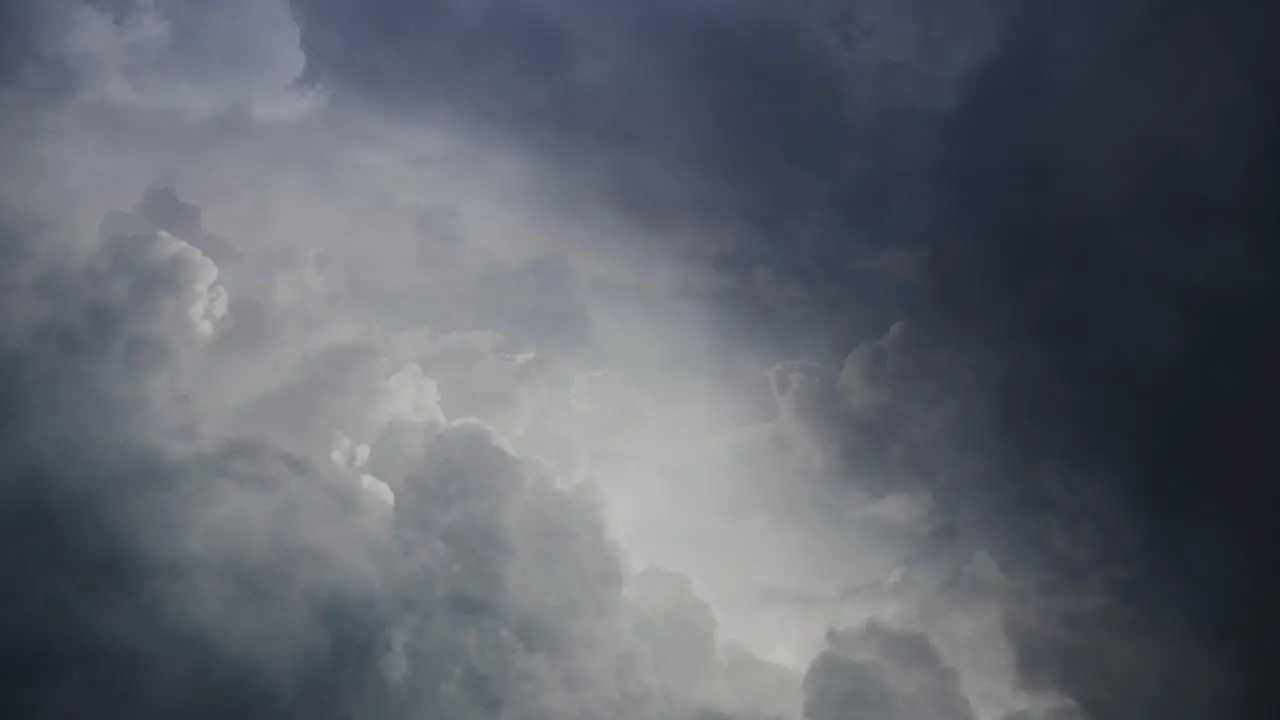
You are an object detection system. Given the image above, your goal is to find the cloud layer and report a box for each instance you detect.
[3,1,1277,719]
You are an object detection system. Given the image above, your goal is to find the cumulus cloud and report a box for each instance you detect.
[56,0,318,121]
[0,189,801,719]
[803,621,974,720]
[4,1,1276,719]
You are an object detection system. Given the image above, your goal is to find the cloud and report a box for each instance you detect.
[4,1,1278,718]
[802,621,973,720]
[99,186,242,265]
[290,0,862,246]
[0,190,806,718]
[915,4,1279,715]
[0,222,365,717]
[0,167,993,719]
[757,309,1250,718]
[54,0,318,121]
[690,2,1278,713]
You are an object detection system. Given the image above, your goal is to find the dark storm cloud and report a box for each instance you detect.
[0,2,39,85]
[290,0,859,242]
[802,621,973,720]
[5,0,1278,718]
[0,222,377,718]
[922,3,1279,717]
[288,0,999,357]
[290,0,1280,716]
[773,2,1279,717]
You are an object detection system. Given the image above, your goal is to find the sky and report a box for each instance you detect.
[0,1,1276,719]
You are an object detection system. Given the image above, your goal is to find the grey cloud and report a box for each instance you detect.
[918,4,1279,715]
[766,322,972,504]
[0,211,388,718]
[99,186,242,265]
[6,0,1279,717]
[631,567,721,697]
[802,622,974,720]
[0,2,45,86]
[762,310,1247,718]
[267,0,1280,713]
[726,2,1280,713]
[0,190,794,719]
[53,0,316,121]
[290,0,862,246]
[1002,707,1086,720]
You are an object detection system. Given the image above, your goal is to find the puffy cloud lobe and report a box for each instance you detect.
[377,423,802,720]
[9,224,229,419]
[836,553,1086,720]
[763,301,1253,720]
[1,210,386,718]
[364,423,632,719]
[381,362,447,426]
[760,325,1116,718]
[631,568,721,697]
[90,229,228,337]
[766,322,968,504]
[421,331,551,439]
[803,622,973,720]
[56,0,319,121]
